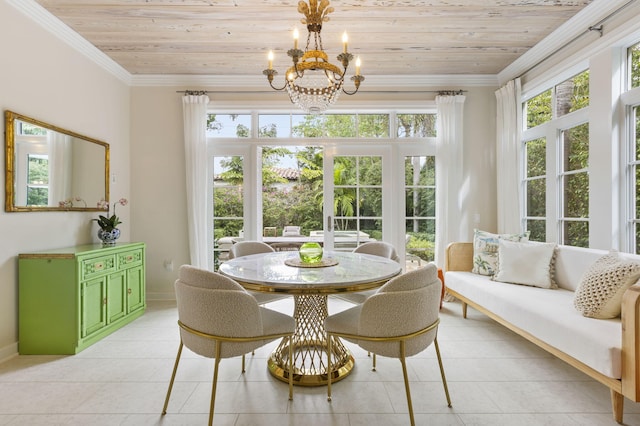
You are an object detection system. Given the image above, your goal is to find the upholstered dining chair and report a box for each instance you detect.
[324,264,452,426]
[162,265,295,426]
[334,241,401,305]
[228,241,288,305]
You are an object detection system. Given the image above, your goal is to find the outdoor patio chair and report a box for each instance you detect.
[282,226,302,236]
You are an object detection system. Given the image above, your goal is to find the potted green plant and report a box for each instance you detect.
[94,198,128,245]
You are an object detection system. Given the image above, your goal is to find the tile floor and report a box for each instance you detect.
[1,298,640,426]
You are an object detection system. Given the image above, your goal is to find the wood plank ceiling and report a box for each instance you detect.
[34,0,594,77]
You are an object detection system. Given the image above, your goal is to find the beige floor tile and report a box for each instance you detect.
[5,414,129,425]
[236,413,350,426]
[0,300,637,425]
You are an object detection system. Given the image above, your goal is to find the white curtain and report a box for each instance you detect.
[435,94,466,267]
[182,93,210,268]
[495,78,522,233]
[47,131,72,206]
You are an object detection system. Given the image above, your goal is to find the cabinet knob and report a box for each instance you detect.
[103,298,107,305]
[127,288,132,295]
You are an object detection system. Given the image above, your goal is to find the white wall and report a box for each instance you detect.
[0,1,131,360]
[130,87,191,300]
[129,86,499,300]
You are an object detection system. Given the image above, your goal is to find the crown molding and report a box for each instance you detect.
[7,0,132,84]
[498,0,635,84]
[129,74,499,89]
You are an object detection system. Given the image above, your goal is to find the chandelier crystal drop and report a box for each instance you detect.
[263,0,364,114]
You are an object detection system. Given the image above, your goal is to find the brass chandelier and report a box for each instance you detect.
[263,0,364,114]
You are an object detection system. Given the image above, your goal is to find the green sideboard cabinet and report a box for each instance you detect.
[18,242,146,354]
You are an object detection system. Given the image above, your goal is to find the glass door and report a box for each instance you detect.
[323,146,391,251]
[210,145,252,270]
[257,144,390,254]
[260,145,324,251]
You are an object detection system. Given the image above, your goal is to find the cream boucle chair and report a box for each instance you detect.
[228,241,288,305]
[162,265,295,426]
[334,241,401,305]
[324,264,451,426]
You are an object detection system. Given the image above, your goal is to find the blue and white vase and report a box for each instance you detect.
[98,228,120,246]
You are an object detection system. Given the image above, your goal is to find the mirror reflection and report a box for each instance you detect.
[5,110,109,212]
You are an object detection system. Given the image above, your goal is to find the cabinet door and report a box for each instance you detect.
[126,266,145,313]
[81,278,106,338]
[107,271,127,323]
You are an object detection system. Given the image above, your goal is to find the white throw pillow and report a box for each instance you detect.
[471,229,530,276]
[492,240,558,289]
[573,251,640,319]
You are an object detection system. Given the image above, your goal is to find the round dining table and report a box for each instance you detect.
[218,250,402,386]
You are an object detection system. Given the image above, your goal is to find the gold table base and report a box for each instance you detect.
[268,294,354,386]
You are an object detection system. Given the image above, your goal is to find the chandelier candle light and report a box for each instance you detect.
[263,0,364,114]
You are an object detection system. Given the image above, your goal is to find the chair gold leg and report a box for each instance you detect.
[327,334,333,401]
[372,353,377,371]
[288,336,294,400]
[162,341,184,415]
[209,343,222,426]
[242,354,246,373]
[462,302,467,319]
[434,338,452,407]
[399,342,415,426]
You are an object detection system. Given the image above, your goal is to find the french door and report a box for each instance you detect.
[322,145,392,251]
[255,143,392,252]
[210,142,431,270]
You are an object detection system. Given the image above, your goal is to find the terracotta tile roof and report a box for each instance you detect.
[214,167,300,181]
[273,168,300,181]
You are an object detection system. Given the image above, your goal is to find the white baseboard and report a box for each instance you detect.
[146,292,176,301]
[0,342,18,363]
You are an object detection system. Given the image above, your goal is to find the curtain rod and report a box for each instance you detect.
[177,89,466,95]
[518,0,638,78]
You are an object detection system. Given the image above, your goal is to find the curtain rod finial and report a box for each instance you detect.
[589,25,603,37]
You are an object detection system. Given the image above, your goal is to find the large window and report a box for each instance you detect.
[559,123,589,247]
[628,106,640,252]
[523,138,546,241]
[405,155,436,262]
[630,41,640,89]
[522,70,590,245]
[626,41,640,253]
[208,111,436,269]
[212,155,244,269]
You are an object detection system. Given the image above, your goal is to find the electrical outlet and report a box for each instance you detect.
[164,260,174,272]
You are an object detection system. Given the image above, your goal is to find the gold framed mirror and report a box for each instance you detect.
[4,110,109,212]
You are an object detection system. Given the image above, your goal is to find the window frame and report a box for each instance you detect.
[206,108,437,269]
[623,87,640,252]
[521,70,591,245]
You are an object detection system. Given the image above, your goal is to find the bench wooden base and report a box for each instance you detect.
[446,287,624,424]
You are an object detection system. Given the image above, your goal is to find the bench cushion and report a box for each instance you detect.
[446,270,622,379]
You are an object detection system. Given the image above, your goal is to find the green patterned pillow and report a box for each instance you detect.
[472,229,530,276]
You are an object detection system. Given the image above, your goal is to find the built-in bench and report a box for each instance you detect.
[444,242,640,424]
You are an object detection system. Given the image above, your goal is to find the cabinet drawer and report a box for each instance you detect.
[118,248,143,269]
[81,255,117,280]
